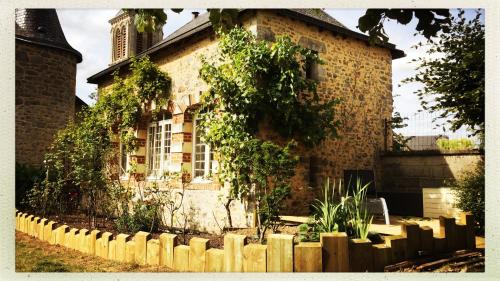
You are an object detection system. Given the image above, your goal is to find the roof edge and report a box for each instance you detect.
[87,9,405,84]
[16,35,83,63]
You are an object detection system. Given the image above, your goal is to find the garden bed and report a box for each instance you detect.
[42,212,300,249]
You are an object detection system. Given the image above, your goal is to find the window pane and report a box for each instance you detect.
[163,123,171,171]
[154,126,162,175]
[194,117,212,178]
[147,126,155,175]
[120,142,127,175]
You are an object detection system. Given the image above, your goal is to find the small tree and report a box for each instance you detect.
[198,27,340,241]
[403,10,484,137]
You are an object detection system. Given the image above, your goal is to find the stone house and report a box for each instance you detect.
[16,9,83,167]
[87,9,404,233]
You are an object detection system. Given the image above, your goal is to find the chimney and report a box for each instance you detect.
[192,11,199,19]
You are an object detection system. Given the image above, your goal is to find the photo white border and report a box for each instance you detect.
[1,0,498,280]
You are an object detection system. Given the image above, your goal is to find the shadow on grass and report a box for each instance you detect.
[32,260,70,272]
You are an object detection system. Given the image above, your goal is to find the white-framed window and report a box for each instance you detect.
[147,116,172,177]
[119,142,128,177]
[192,117,213,180]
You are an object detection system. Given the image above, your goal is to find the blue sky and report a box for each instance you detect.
[57,9,483,137]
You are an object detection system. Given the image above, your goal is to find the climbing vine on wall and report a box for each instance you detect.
[27,56,171,228]
[95,56,172,151]
[198,27,341,241]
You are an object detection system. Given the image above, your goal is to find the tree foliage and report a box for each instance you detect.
[451,161,484,234]
[391,111,411,151]
[130,9,453,45]
[402,10,484,136]
[358,9,451,44]
[128,9,239,33]
[198,27,340,241]
[28,56,171,228]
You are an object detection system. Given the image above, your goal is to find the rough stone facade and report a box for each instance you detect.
[16,41,78,167]
[92,10,398,231]
[254,10,393,214]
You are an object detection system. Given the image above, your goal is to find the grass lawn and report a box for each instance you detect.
[15,231,174,272]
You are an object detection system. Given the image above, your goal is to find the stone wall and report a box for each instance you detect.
[255,10,393,214]
[16,41,78,167]
[157,187,250,234]
[379,151,483,216]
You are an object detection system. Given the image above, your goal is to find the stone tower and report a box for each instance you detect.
[15,8,82,167]
[109,10,164,64]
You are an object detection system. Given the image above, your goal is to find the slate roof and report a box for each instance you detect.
[15,9,82,63]
[88,9,404,84]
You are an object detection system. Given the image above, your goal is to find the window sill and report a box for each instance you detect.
[190,177,214,184]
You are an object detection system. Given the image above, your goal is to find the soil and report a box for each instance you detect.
[42,213,301,249]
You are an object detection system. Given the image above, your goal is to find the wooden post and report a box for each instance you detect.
[189,237,209,272]
[455,224,467,250]
[146,239,160,266]
[125,240,135,263]
[372,244,391,272]
[349,238,373,272]
[294,242,322,272]
[460,212,476,250]
[88,230,101,255]
[173,245,190,272]
[116,233,130,262]
[433,236,447,254]
[267,234,294,272]
[77,229,89,251]
[401,221,420,258]
[206,248,225,272]
[23,214,30,233]
[26,215,34,235]
[109,240,117,261]
[159,233,177,268]
[31,217,41,238]
[99,232,113,259]
[15,212,21,231]
[384,235,407,263]
[38,218,48,240]
[43,221,57,243]
[320,232,349,272]
[64,228,80,249]
[134,231,151,265]
[55,225,69,246]
[224,233,247,272]
[439,216,456,252]
[20,214,27,233]
[243,244,267,272]
[419,226,434,255]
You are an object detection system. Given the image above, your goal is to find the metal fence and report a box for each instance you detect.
[389,111,480,151]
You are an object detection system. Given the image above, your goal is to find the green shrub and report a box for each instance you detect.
[115,203,159,234]
[437,138,475,150]
[452,161,485,234]
[15,163,44,210]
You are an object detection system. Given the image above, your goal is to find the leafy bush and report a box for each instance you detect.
[115,202,159,234]
[437,138,475,151]
[15,163,44,210]
[452,161,485,234]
